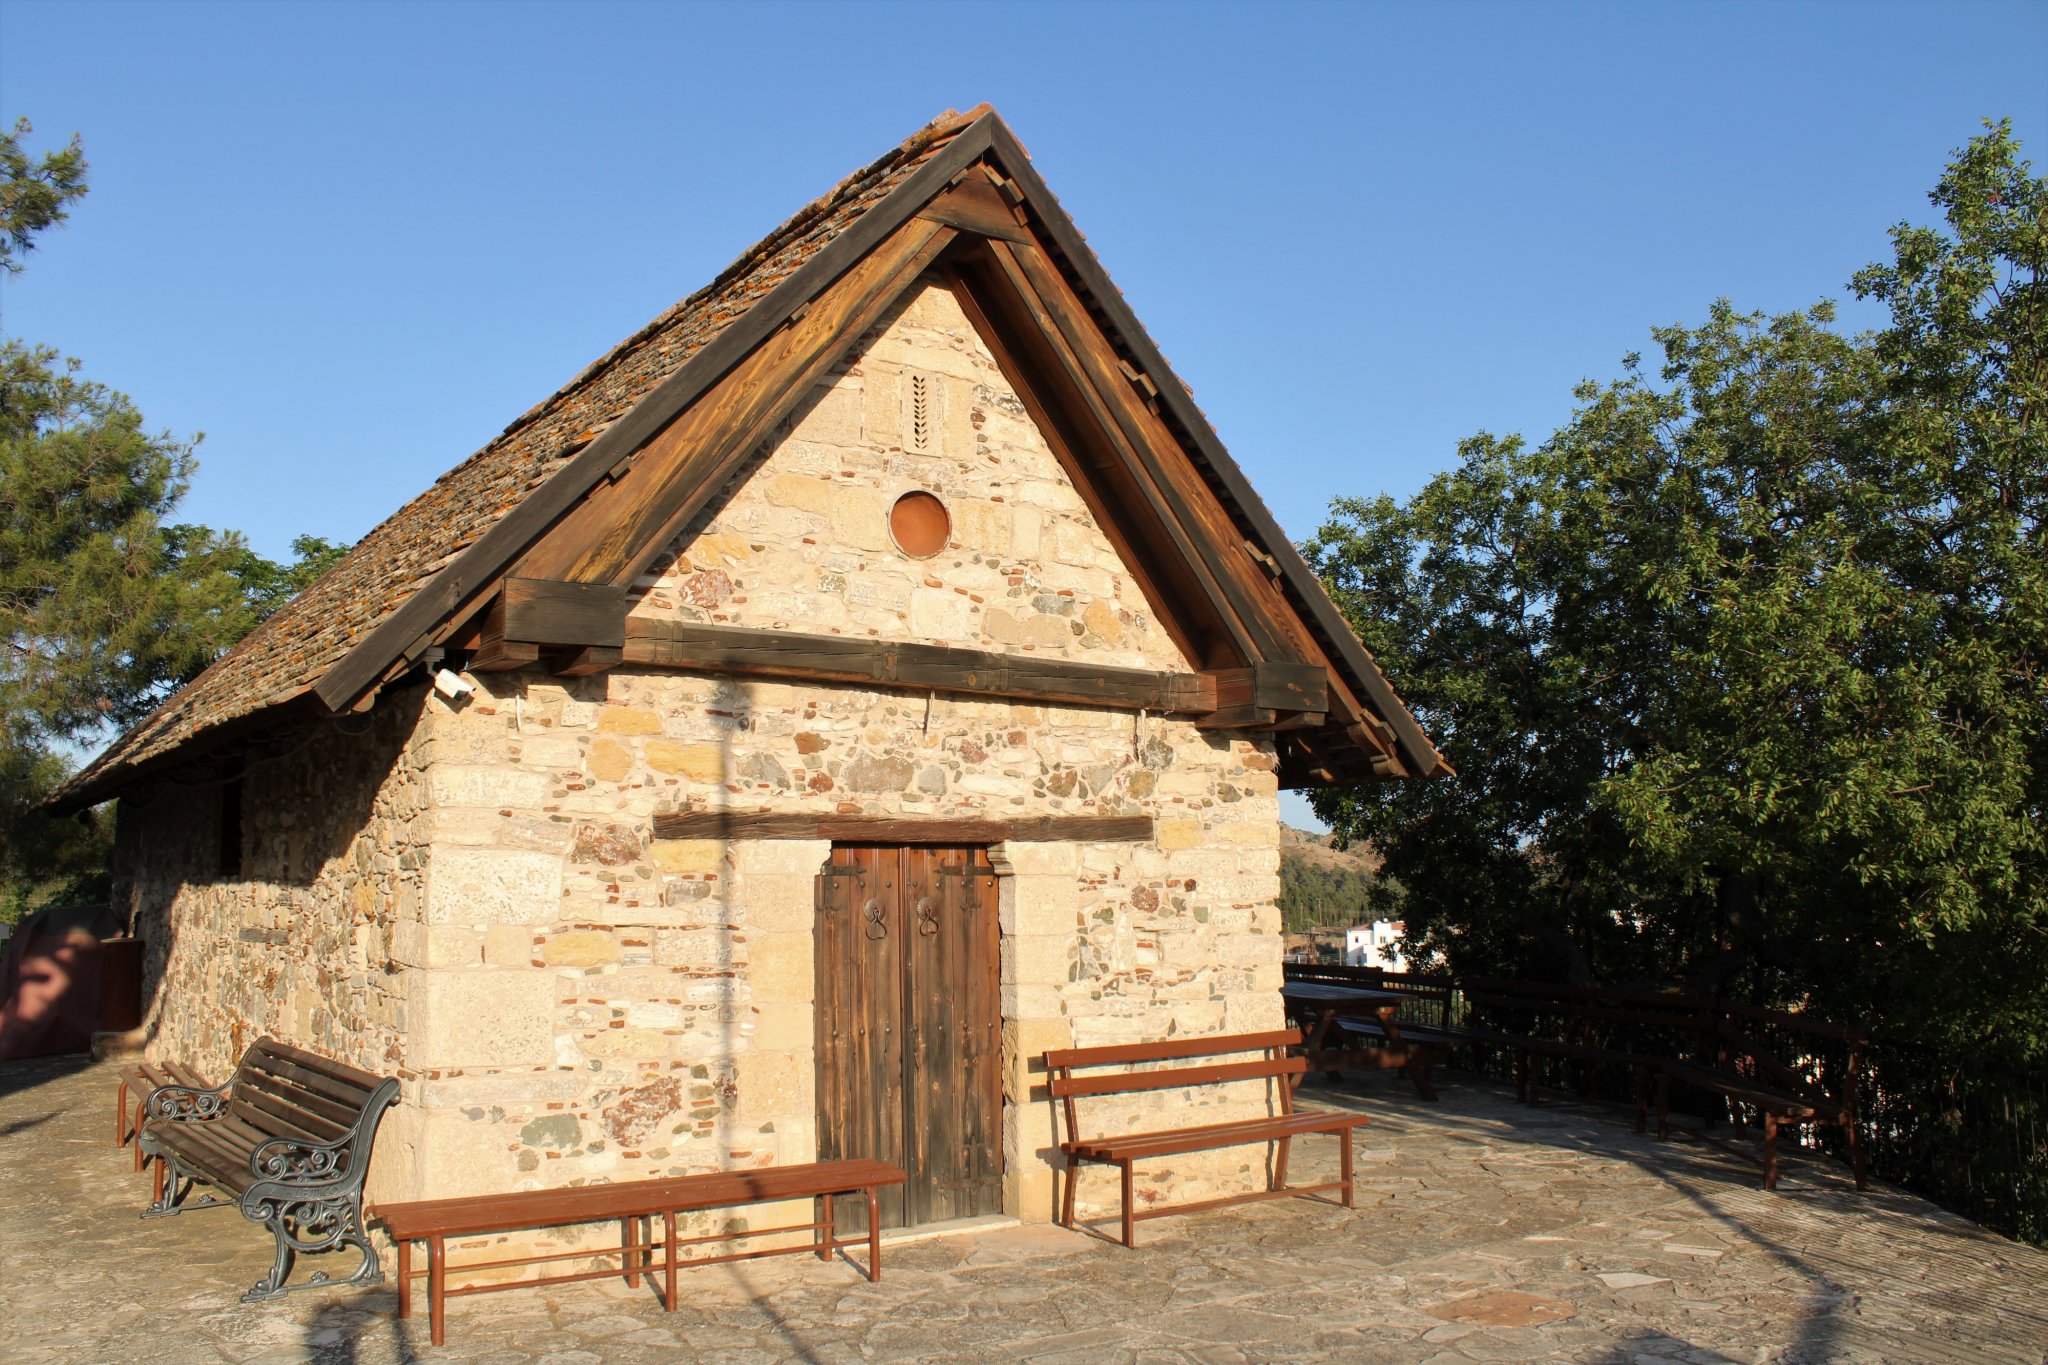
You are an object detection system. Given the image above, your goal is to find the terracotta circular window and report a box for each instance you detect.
[890,490,951,558]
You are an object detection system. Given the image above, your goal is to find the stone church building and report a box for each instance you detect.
[55,107,1444,1235]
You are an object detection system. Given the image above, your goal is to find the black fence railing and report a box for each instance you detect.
[1278,964,2048,1245]
[1856,1041,2048,1245]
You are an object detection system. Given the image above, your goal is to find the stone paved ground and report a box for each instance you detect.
[5,1055,2046,1364]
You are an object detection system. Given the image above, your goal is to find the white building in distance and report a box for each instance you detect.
[1346,920,1408,973]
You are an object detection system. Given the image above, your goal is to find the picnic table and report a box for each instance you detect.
[1281,981,1442,1100]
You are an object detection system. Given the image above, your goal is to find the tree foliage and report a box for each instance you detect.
[0,121,350,922]
[0,118,86,278]
[1306,123,2045,1067]
[1277,857,1384,934]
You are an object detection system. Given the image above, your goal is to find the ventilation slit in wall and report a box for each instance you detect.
[908,372,932,454]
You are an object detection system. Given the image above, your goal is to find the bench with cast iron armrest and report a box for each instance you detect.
[139,1037,398,1301]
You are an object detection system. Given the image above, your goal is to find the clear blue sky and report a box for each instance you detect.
[4,0,2042,826]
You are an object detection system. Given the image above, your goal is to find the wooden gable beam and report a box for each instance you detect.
[310,114,1004,714]
[915,172,1031,242]
[513,218,960,589]
[979,119,1448,779]
[969,240,1282,667]
[943,264,1240,672]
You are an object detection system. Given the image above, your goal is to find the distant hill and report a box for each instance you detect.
[1277,824,1383,933]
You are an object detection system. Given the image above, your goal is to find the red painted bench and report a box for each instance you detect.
[375,1158,906,1345]
[1046,1029,1371,1247]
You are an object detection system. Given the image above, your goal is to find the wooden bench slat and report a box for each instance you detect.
[1046,1028,1364,1247]
[228,1086,357,1143]
[1048,1055,1305,1099]
[376,1158,909,1239]
[247,1039,386,1088]
[1072,1110,1369,1162]
[242,1049,384,1107]
[375,1158,908,1345]
[1045,1030,1302,1069]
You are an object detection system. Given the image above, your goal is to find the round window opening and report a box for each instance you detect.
[890,490,951,558]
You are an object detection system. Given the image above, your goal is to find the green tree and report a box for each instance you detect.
[1,118,86,277]
[1305,123,2045,1067]
[1,121,351,923]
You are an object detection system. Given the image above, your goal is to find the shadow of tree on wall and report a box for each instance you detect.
[120,684,431,1066]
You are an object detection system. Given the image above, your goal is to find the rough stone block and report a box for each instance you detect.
[1002,1016,1072,1104]
[746,1002,814,1052]
[597,706,663,735]
[516,735,584,769]
[1002,934,1073,987]
[409,969,554,1068]
[749,933,814,1005]
[427,846,562,926]
[728,840,831,877]
[646,741,725,782]
[736,1047,813,1123]
[909,588,973,640]
[741,874,817,933]
[542,929,619,968]
[1155,819,1205,850]
[1006,874,1078,932]
[420,1070,591,1109]
[830,495,888,552]
[795,379,864,447]
[654,840,724,875]
[431,765,549,810]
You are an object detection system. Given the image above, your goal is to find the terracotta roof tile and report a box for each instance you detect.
[57,108,984,806]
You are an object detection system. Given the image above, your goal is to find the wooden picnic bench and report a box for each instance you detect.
[375,1158,907,1346]
[138,1037,399,1301]
[1282,966,1471,1099]
[1282,980,1443,1099]
[1656,1000,1867,1191]
[1046,1029,1371,1247]
[1461,978,1716,1130]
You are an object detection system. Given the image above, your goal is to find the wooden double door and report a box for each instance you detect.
[814,845,1002,1230]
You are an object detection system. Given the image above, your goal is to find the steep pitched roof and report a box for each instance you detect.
[53,109,989,808]
[54,107,1444,812]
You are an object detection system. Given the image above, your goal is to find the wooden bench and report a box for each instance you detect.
[115,1058,211,1173]
[1656,1001,1867,1191]
[138,1038,398,1301]
[375,1158,907,1346]
[1046,1029,1371,1247]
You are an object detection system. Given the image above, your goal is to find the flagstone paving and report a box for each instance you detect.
[4,1053,2045,1363]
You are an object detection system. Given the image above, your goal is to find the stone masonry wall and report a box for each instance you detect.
[109,270,1292,1246]
[112,687,429,1091]
[414,670,1284,1230]
[406,280,1287,1228]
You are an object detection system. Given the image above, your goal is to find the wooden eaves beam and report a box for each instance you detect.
[620,618,1220,716]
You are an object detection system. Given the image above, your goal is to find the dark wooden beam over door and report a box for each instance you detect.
[653,811,1155,844]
